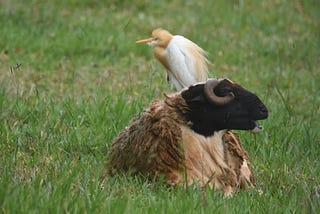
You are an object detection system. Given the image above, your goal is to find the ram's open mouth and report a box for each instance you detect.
[250,121,264,133]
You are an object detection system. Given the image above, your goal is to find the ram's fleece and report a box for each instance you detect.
[106,79,268,195]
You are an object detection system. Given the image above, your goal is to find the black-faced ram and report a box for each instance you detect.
[106,79,268,195]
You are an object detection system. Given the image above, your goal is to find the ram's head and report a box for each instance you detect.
[181,79,268,137]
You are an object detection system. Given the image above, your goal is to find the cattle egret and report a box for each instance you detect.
[136,28,209,90]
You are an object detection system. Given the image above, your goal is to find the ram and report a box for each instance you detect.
[106,79,268,195]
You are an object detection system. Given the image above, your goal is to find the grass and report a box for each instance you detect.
[0,0,319,213]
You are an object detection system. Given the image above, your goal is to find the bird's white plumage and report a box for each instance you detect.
[166,35,208,90]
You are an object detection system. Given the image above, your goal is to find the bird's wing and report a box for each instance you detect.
[166,37,199,90]
[171,36,209,82]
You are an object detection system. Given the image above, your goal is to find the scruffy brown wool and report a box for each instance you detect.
[106,95,188,177]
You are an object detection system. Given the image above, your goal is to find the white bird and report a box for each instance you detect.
[136,28,209,90]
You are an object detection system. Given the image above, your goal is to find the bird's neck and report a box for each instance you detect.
[153,46,171,71]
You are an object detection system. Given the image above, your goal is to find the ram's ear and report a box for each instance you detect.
[187,94,206,103]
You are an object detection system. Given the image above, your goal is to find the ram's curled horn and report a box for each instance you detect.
[204,79,235,105]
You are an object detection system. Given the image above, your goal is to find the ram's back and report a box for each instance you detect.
[106,98,186,178]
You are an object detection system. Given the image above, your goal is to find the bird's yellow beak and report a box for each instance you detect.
[136,38,154,44]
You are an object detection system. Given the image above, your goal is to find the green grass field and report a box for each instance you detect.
[0,0,319,213]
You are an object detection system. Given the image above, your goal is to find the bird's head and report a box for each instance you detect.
[136,28,173,48]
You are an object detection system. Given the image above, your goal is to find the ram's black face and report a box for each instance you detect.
[181,79,268,137]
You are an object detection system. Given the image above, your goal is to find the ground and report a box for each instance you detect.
[0,0,319,213]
